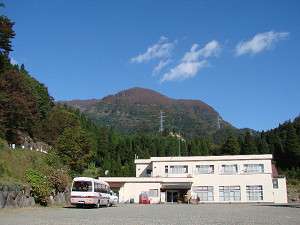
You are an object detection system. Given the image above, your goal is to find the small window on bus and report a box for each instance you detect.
[100,184,107,193]
[94,182,100,192]
[72,181,92,192]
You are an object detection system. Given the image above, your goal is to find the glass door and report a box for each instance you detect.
[166,191,179,203]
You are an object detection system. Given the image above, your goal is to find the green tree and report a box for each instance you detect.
[241,131,258,154]
[267,132,285,167]
[0,15,15,56]
[0,69,40,143]
[220,135,240,155]
[37,106,80,145]
[81,163,102,178]
[23,70,54,120]
[55,127,94,173]
[285,124,300,167]
[257,133,270,153]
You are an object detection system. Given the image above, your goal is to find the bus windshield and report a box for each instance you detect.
[72,181,93,192]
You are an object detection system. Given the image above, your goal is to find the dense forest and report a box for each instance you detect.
[0,5,299,204]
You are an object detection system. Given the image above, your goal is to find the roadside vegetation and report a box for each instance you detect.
[0,141,69,205]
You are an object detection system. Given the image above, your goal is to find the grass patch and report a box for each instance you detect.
[0,147,49,185]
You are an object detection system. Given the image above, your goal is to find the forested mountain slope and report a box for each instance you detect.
[63,87,234,137]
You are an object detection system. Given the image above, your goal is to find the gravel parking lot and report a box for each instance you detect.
[0,204,299,225]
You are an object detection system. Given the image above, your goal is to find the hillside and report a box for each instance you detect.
[63,87,234,137]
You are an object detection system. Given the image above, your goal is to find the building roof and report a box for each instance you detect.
[272,164,279,178]
[98,177,194,183]
[135,154,273,164]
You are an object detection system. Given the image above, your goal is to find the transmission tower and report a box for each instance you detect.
[159,111,165,133]
[217,116,222,129]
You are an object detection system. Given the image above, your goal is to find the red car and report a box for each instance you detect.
[139,192,150,204]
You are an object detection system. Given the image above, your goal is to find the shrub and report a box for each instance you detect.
[25,168,51,205]
[48,168,70,193]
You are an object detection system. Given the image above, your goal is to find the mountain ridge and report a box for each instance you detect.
[62,87,234,137]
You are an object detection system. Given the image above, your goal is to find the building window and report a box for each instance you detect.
[219,186,241,201]
[165,165,168,174]
[246,185,263,201]
[195,165,214,174]
[221,165,238,174]
[244,164,264,173]
[146,169,152,176]
[192,186,214,201]
[272,179,279,189]
[168,165,188,174]
[148,189,158,197]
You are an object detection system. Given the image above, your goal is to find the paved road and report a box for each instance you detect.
[0,204,299,225]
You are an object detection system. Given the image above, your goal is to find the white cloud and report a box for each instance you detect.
[10,57,18,65]
[152,59,171,75]
[131,36,175,63]
[182,40,221,62]
[160,40,220,82]
[160,61,208,82]
[235,31,289,56]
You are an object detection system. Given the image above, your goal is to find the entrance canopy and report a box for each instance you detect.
[161,182,192,190]
[107,182,125,188]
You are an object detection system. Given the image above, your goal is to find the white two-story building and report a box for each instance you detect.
[99,154,287,204]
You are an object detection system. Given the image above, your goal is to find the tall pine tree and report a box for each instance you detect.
[221,135,240,155]
[285,124,300,167]
[241,131,258,154]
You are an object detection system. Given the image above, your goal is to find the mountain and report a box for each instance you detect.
[63,87,235,137]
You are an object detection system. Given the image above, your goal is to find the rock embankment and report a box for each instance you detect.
[0,185,35,208]
[0,184,70,208]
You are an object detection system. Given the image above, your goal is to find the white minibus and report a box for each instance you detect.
[70,177,110,207]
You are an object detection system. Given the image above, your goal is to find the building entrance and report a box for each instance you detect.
[165,189,190,203]
[162,182,192,203]
[166,190,179,203]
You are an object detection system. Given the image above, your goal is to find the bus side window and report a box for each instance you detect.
[102,184,108,193]
[95,183,100,192]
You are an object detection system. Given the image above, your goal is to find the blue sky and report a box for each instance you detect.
[2,0,300,131]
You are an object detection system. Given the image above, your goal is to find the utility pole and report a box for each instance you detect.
[177,132,186,156]
[178,132,181,156]
[159,111,165,133]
